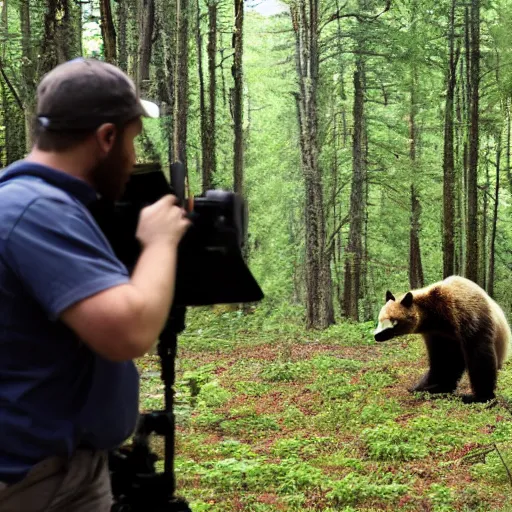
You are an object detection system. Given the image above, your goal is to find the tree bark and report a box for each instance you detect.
[173,0,189,167]
[232,0,244,196]
[100,0,117,64]
[343,58,366,321]
[442,0,459,278]
[481,139,489,290]
[117,0,128,71]
[291,0,334,329]
[204,0,217,189]
[409,67,424,290]
[196,0,210,190]
[488,134,501,298]
[465,0,480,282]
[138,0,155,83]
[19,0,34,150]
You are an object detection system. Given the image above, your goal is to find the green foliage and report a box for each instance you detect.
[428,484,455,512]
[196,381,232,408]
[326,472,409,506]
[260,361,311,382]
[362,422,430,461]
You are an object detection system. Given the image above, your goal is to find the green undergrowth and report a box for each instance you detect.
[136,306,512,511]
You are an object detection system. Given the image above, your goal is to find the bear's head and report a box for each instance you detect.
[374,290,420,342]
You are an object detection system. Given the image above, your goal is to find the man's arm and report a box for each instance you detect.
[7,194,190,362]
[60,241,179,361]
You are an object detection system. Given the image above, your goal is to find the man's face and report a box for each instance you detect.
[90,118,142,201]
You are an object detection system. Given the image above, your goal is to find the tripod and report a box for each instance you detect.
[109,305,192,512]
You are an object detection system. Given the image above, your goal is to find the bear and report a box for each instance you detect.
[373,275,511,404]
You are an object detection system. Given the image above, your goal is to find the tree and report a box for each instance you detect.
[232,0,244,196]
[442,0,459,278]
[173,0,189,167]
[290,0,334,329]
[100,0,117,64]
[465,0,480,282]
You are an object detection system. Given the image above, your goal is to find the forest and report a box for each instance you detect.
[4,0,512,510]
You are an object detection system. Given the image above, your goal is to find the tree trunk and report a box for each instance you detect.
[40,0,80,75]
[19,0,33,150]
[100,0,117,64]
[481,139,489,290]
[2,0,25,162]
[232,0,244,196]
[442,0,459,278]
[196,0,210,190]
[173,0,189,167]
[291,0,334,329]
[409,73,424,290]
[506,98,511,195]
[488,134,501,298]
[204,0,217,189]
[117,0,128,71]
[138,0,155,83]
[465,0,480,282]
[343,58,366,321]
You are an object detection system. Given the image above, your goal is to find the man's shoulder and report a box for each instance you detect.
[0,176,89,242]
[0,174,77,205]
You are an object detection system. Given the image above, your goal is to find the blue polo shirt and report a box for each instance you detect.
[0,161,140,484]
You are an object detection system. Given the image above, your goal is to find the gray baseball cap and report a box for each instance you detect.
[36,58,159,131]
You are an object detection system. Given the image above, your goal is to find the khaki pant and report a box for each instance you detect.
[0,449,112,512]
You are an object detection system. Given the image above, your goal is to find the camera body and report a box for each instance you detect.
[90,162,263,306]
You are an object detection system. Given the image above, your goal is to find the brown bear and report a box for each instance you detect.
[374,275,511,403]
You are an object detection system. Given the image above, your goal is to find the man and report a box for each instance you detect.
[0,58,190,510]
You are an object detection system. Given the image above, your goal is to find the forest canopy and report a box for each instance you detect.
[0,0,511,329]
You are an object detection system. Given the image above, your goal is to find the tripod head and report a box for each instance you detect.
[90,162,264,511]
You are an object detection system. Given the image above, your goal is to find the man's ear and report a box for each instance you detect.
[95,123,117,155]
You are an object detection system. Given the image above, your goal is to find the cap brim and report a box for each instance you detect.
[140,99,160,118]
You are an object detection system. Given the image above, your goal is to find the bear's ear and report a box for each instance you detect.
[385,291,395,302]
[401,292,413,308]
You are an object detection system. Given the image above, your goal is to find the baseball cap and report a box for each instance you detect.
[36,58,160,132]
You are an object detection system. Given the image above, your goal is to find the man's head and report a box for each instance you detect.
[31,58,159,201]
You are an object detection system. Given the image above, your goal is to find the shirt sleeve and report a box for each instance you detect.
[5,197,131,321]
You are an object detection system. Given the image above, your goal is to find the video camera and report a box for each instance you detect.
[89,162,264,511]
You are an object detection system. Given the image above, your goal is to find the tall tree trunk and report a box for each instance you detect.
[409,71,424,289]
[506,98,511,194]
[343,57,366,321]
[465,0,480,282]
[232,0,244,196]
[40,0,80,75]
[488,133,501,298]
[481,139,489,290]
[204,0,217,189]
[443,0,459,278]
[173,0,189,167]
[19,0,33,150]
[196,0,210,190]
[3,0,25,162]
[100,0,117,64]
[291,0,334,329]
[117,0,128,71]
[138,0,155,83]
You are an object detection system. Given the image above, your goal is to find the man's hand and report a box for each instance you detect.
[136,195,191,248]
[61,195,192,362]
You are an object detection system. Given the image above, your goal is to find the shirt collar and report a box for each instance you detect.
[0,160,98,206]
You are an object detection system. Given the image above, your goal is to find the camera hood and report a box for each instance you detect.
[90,163,264,307]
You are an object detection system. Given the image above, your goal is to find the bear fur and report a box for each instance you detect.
[374,275,511,403]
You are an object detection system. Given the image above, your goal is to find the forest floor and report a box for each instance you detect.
[136,308,512,511]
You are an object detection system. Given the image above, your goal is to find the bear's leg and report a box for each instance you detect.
[410,335,465,394]
[461,334,497,404]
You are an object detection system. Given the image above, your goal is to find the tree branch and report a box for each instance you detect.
[0,59,23,111]
[321,0,391,32]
